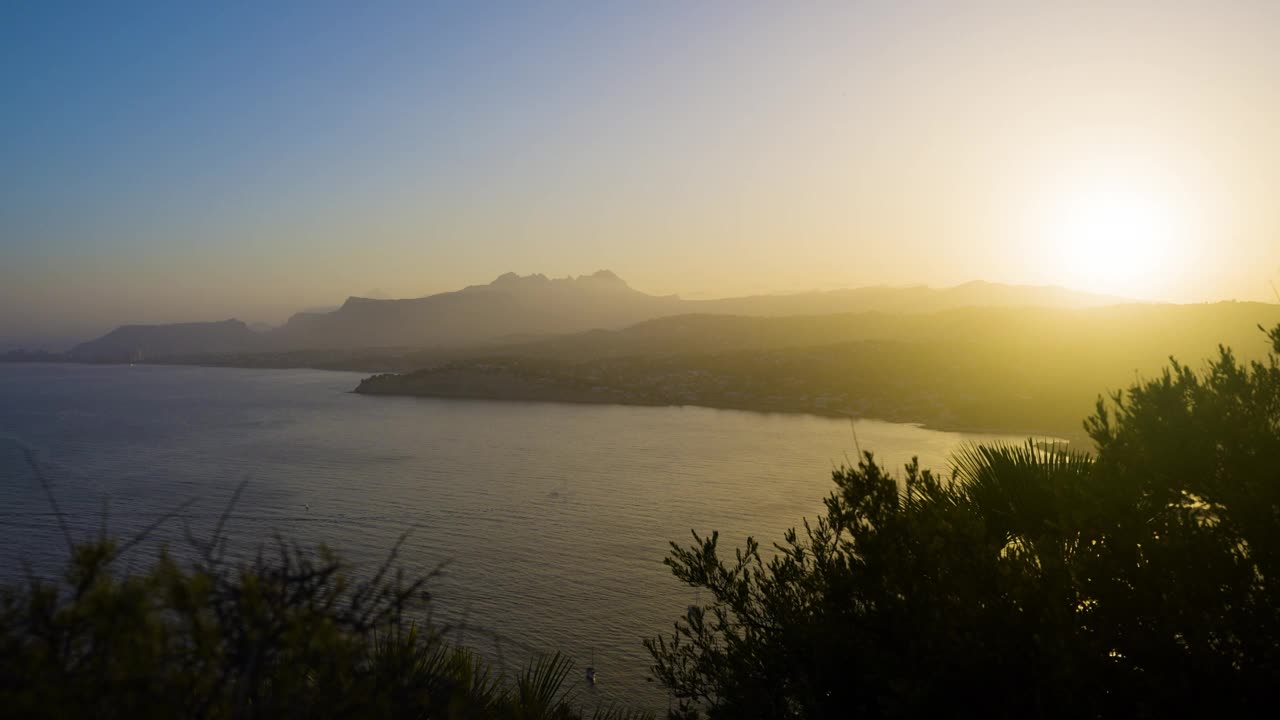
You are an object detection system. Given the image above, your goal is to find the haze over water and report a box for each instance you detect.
[0,363,1029,710]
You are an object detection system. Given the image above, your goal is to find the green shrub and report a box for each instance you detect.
[648,324,1280,718]
[0,507,649,720]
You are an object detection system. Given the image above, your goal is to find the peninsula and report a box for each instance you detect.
[354,301,1280,443]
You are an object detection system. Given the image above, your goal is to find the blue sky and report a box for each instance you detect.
[4,2,632,255]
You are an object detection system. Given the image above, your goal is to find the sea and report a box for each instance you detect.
[0,362,1032,712]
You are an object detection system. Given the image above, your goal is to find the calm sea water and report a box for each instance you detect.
[0,363,1030,711]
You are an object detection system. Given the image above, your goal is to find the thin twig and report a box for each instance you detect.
[114,497,200,559]
[205,480,249,565]
[21,446,74,554]
[847,416,864,458]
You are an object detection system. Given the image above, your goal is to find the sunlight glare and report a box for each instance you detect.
[1044,180,1183,298]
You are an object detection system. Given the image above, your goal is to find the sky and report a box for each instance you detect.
[3,1,1279,347]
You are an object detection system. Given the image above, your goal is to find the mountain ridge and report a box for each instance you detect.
[67,271,1132,361]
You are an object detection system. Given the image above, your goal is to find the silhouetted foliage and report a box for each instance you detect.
[0,484,649,720]
[647,324,1280,719]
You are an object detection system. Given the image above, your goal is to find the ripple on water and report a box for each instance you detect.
[0,363,1035,712]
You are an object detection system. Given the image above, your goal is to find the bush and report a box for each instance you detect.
[647,325,1280,719]
[0,492,649,720]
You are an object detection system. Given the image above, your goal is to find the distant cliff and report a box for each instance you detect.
[68,319,267,362]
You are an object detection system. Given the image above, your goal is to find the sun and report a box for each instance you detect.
[1041,180,1182,298]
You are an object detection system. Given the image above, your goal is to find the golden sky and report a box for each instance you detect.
[2,2,1278,345]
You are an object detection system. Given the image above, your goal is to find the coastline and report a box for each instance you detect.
[354,370,1084,446]
[1,359,1086,445]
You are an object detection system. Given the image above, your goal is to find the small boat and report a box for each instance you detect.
[585,649,597,686]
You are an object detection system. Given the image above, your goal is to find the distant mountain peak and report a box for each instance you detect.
[487,271,549,287]
[339,296,380,309]
[482,270,631,291]
[490,271,547,286]
[578,269,628,287]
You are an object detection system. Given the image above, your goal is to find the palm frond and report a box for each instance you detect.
[590,705,656,720]
[951,440,1094,542]
[514,651,575,717]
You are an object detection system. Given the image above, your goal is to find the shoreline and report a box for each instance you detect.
[355,377,1083,446]
[1,359,1086,445]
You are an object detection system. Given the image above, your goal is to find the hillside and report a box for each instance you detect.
[691,280,1126,317]
[357,302,1280,442]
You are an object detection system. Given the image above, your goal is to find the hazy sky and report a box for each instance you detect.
[3,1,1279,346]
